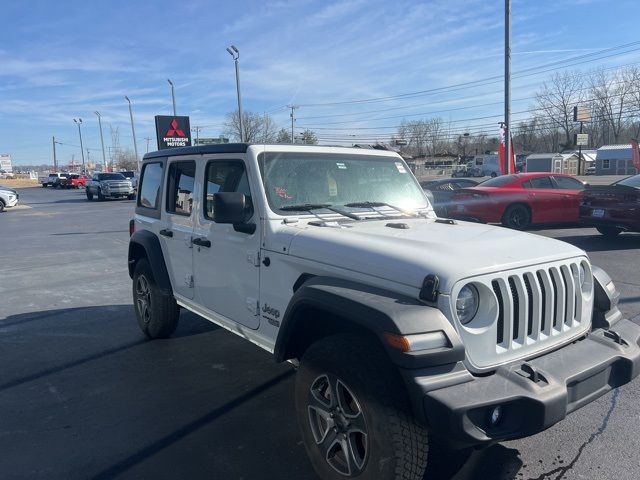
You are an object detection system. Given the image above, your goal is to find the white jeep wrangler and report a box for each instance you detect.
[128,144,640,480]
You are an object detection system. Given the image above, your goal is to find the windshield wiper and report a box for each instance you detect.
[279,203,361,220]
[343,201,421,217]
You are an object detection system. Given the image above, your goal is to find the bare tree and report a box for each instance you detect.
[590,68,633,144]
[535,71,584,149]
[276,128,292,143]
[114,149,138,171]
[300,129,318,145]
[223,111,279,143]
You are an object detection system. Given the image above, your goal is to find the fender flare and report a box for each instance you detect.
[274,276,464,369]
[128,230,173,294]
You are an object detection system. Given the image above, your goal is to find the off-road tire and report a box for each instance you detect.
[501,203,531,230]
[97,188,105,201]
[295,334,429,480]
[132,258,179,339]
[86,189,94,201]
[596,226,623,237]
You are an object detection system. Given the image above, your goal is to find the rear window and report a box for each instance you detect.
[98,173,126,181]
[138,162,163,210]
[618,175,640,188]
[480,175,517,187]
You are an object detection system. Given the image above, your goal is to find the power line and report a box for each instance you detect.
[296,41,640,107]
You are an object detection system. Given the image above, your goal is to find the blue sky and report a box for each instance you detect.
[1,0,639,166]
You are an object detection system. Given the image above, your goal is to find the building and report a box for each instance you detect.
[595,144,639,175]
[525,153,579,175]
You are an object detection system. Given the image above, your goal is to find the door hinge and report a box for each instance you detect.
[185,274,194,288]
[247,250,261,267]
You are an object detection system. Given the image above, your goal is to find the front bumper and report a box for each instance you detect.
[403,318,640,448]
[5,196,18,207]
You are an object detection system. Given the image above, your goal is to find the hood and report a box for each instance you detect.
[0,186,17,194]
[286,218,584,293]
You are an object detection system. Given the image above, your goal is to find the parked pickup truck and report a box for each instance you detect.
[39,172,68,187]
[59,174,87,189]
[86,172,135,201]
[128,143,640,480]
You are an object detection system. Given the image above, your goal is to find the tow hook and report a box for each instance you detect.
[516,363,547,385]
[604,330,627,346]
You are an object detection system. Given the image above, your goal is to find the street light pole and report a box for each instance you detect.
[95,111,107,172]
[52,136,58,171]
[167,79,177,116]
[73,118,85,171]
[226,45,244,142]
[504,0,512,174]
[124,96,140,171]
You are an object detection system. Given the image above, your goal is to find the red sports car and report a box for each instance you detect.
[448,173,586,229]
[580,174,640,236]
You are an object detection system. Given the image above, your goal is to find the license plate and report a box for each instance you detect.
[592,209,605,218]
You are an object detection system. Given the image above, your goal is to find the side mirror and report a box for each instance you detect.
[213,192,255,234]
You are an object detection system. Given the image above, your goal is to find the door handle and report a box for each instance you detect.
[192,237,211,248]
[159,229,173,238]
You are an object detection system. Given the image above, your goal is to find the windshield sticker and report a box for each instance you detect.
[275,186,292,199]
[327,174,338,197]
[336,162,347,169]
[395,162,407,173]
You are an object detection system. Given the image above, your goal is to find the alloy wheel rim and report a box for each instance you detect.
[308,374,368,477]
[135,274,152,324]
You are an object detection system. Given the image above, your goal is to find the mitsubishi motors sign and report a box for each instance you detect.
[155,115,192,150]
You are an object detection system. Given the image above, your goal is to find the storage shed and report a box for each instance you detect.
[595,144,639,175]
[525,153,579,174]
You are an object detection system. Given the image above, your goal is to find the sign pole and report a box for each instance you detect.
[52,136,57,171]
[504,0,511,174]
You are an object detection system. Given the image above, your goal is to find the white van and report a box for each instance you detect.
[473,154,501,177]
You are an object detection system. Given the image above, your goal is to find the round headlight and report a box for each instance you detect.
[456,284,479,325]
[578,263,586,287]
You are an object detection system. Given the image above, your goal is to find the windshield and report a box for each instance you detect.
[480,175,518,187]
[618,174,640,188]
[98,173,126,180]
[260,152,428,215]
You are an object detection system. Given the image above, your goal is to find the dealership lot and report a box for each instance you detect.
[1,187,640,480]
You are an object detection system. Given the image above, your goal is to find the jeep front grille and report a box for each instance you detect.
[491,264,584,352]
[445,258,593,371]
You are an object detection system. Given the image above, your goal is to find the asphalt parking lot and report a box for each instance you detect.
[1,187,639,480]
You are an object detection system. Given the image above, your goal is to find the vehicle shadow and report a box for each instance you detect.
[424,443,522,480]
[548,233,639,252]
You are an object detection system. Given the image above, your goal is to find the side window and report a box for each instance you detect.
[528,176,553,189]
[138,162,163,209]
[166,161,196,216]
[522,181,532,189]
[204,161,253,220]
[553,176,584,190]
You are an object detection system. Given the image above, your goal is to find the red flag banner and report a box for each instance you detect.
[498,127,517,175]
[631,139,640,171]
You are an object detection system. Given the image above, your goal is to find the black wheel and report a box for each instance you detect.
[501,204,531,230]
[490,172,498,178]
[86,190,94,201]
[132,258,179,339]
[296,334,428,480]
[0,199,5,213]
[97,188,105,201]
[41,183,47,188]
[596,226,622,237]
[127,193,136,200]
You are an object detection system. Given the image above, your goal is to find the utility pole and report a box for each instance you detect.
[124,96,140,171]
[144,137,152,153]
[167,79,177,116]
[289,105,298,143]
[226,45,244,142]
[504,0,512,174]
[191,126,203,145]
[73,118,85,171]
[95,111,107,172]
[52,136,58,171]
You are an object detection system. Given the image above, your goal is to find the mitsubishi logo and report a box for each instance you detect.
[166,119,185,137]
